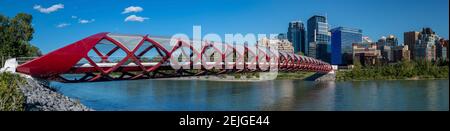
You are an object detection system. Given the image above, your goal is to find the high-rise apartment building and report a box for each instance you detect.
[415,28,439,61]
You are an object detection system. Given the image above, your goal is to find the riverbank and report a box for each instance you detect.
[156,75,263,82]
[0,72,92,111]
[275,72,316,80]
[156,73,270,82]
[336,69,449,81]
[336,60,449,81]
[156,71,318,82]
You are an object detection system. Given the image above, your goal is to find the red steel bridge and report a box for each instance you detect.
[15,33,332,83]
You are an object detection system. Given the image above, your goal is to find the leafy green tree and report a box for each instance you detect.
[0,13,40,58]
[351,58,362,79]
[399,59,414,78]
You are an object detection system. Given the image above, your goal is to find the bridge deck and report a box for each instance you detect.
[70,62,286,73]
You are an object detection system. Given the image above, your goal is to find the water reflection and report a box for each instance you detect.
[53,79,449,111]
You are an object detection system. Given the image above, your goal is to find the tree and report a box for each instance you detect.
[399,59,414,78]
[352,58,362,79]
[0,13,40,58]
[0,15,9,57]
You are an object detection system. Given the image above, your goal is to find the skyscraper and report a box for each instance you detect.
[287,21,306,54]
[404,31,420,58]
[307,15,331,62]
[330,27,363,65]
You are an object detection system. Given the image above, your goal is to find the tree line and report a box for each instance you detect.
[337,59,449,81]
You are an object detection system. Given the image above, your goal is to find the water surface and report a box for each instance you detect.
[52,79,449,111]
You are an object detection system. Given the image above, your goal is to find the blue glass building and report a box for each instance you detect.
[287,21,306,54]
[330,27,363,65]
[308,15,331,62]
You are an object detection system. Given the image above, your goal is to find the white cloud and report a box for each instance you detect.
[33,4,64,14]
[56,23,70,28]
[71,16,77,19]
[124,15,149,22]
[79,19,95,24]
[122,6,143,14]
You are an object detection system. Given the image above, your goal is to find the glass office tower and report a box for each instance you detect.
[330,27,363,65]
[307,15,331,62]
[287,21,306,54]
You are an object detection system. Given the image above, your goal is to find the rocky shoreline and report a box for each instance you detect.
[18,77,93,111]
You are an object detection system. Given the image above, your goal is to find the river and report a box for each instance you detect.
[51,79,449,111]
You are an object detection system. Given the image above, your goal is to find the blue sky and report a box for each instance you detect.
[0,0,448,53]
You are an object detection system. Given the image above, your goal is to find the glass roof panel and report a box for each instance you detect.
[107,33,144,51]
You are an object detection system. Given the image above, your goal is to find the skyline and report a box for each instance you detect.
[0,0,448,53]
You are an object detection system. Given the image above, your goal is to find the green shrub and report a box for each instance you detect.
[0,72,26,111]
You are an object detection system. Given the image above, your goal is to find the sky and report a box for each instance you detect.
[0,0,449,53]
